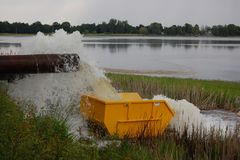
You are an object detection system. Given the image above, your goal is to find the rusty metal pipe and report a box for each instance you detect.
[0,54,80,81]
[0,54,80,74]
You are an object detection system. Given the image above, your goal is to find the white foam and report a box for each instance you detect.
[153,95,237,135]
[7,30,119,138]
[153,95,203,134]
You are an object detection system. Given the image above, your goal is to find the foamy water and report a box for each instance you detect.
[6,30,119,137]
[153,95,239,135]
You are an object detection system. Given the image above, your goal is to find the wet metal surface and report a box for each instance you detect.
[0,54,80,81]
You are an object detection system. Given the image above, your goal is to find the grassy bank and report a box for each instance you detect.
[0,91,89,159]
[1,85,240,159]
[106,73,240,111]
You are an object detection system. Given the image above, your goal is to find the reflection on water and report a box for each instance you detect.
[82,36,240,81]
[84,43,130,54]
[0,42,21,55]
[82,37,240,44]
[0,42,21,48]
[83,38,240,54]
[1,35,240,81]
[84,43,240,53]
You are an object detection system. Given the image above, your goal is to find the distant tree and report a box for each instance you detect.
[61,21,71,33]
[1,19,240,36]
[10,22,30,33]
[115,20,124,33]
[211,25,228,36]
[40,24,52,33]
[52,22,61,31]
[0,21,11,33]
[148,22,163,34]
[96,22,108,33]
[30,21,42,33]
[200,25,211,36]
[139,27,148,34]
[80,23,96,34]
[184,23,193,35]
[192,24,200,36]
[108,19,118,33]
[164,25,178,35]
[227,24,240,36]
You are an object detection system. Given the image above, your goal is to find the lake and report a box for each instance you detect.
[83,36,240,81]
[1,35,240,81]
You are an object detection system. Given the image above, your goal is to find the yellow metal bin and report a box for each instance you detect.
[80,92,174,138]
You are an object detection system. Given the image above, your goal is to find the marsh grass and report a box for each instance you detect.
[106,73,240,111]
[97,126,240,160]
[85,116,240,160]
[0,91,90,160]
[1,79,240,159]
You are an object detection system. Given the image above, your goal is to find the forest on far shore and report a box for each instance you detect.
[1,19,240,37]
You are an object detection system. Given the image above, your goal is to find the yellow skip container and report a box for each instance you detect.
[80,92,174,138]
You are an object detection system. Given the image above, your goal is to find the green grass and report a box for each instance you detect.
[0,91,89,160]
[1,78,240,159]
[99,127,240,160]
[106,73,240,111]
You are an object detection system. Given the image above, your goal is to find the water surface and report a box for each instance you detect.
[83,36,240,81]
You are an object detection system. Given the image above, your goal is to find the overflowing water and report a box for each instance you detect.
[153,95,240,135]
[6,30,119,137]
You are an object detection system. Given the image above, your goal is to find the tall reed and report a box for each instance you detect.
[107,73,240,111]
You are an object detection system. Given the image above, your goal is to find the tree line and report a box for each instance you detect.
[0,19,240,37]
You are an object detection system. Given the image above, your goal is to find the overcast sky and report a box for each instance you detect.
[0,0,239,26]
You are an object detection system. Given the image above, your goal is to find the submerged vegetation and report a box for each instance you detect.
[1,19,240,36]
[107,73,240,111]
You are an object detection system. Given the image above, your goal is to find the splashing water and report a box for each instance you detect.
[7,30,119,137]
[153,95,238,135]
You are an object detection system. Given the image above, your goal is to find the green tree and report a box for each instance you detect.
[40,24,52,33]
[200,25,211,35]
[52,22,61,31]
[30,21,42,33]
[211,25,228,36]
[192,24,200,36]
[164,25,177,35]
[227,24,239,36]
[148,22,163,34]
[139,27,148,34]
[184,23,193,35]
[61,21,71,33]
[96,22,108,33]
[108,19,118,33]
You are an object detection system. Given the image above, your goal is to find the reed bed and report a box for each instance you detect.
[106,73,240,111]
[1,88,240,159]
[86,117,240,160]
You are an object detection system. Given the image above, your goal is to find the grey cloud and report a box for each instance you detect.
[0,0,239,26]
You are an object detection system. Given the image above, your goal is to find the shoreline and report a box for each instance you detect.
[103,68,240,83]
